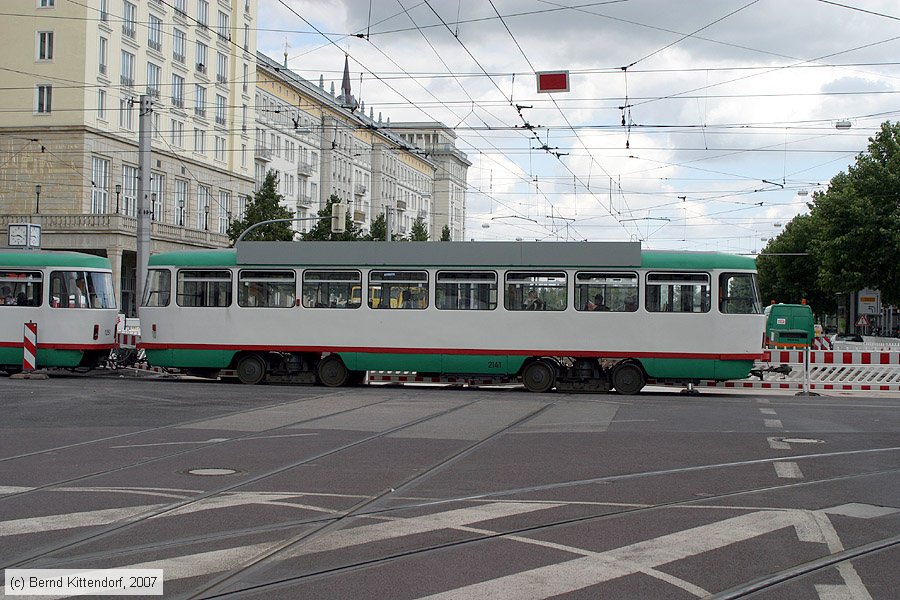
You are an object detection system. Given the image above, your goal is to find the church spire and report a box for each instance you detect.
[339,54,358,112]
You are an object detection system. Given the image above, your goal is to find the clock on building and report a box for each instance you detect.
[7,223,41,248]
[28,224,42,248]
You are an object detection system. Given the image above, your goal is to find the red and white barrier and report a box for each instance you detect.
[116,332,140,348]
[22,322,37,371]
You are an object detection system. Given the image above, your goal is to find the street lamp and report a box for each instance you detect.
[115,184,122,214]
[34,184,41,214]
[150,193,157,222]
[204,203,209,230]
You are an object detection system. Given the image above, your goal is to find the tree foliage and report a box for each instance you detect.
[440,224,451,241]
[407,216,429,241]
[301,194,364,241]
[227,171,294,244]
[366,213,386,241]
[759,120,900,308]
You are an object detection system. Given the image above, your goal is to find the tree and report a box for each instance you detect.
[440,224,451,241]
[301,194,363,241]
[808,121,900,304]
[365,213,386,241]
[227,171,294,244]
[407,216,429,241]
[756,213,836,316]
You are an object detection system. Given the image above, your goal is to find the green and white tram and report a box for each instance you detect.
[0,251,119,373]
[139,241,765,393]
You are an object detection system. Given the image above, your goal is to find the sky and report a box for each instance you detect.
[256,0,900,252]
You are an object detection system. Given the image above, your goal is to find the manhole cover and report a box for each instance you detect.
[781,438,825,444]
[186,468,239,476]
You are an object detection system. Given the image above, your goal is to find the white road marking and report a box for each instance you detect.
[0,486,32,495]
[0,504,167,537]
[285,501,562,557]
[774,461,804,479]
[757,398,772,404]
[764,419,784,428]
[767,437,792,450]
[823,503,900,519]
[417,508,862,600]
[759,408,777,415]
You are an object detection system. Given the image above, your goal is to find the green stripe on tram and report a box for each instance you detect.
[642,358,754,381]
[0,251,111,269]
[0,347,87,368]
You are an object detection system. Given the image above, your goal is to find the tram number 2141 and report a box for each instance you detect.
[487,361,502,370]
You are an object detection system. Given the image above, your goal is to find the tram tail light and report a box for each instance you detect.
[93,324,99,340]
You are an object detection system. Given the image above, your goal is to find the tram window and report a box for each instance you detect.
[368,270,428,309]
[239,270,296,308]
[504,272,566,311]
[719,273,762,314]
[645,272,710,313]
[575,272,638,312]
[302,270,360,309]
[0,271,42,307]
[50,270,115,309]
[436,271,497,310]
[176,270,232,307]
[142,269,171,307]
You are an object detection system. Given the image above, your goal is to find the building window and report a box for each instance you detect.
[148,14,163,52]
[242,63,248,93]
[173,28,186,63]
[241,144,247,168]
[99,0,108,21]
[217,11,229,41]
[197,185,211,229]
[91,157,110,214]
[97,89,106,119]
[215,94,226,126]
[197,0,209,28]
[122,1,136,38]
[171,119,184,147]
[194,84,206,117]
[35,85,52,114]
[98,36,108,75]
[146,62,161,98]
[194,128,205,154]
[171,73,184,108]
[39,0,55,7]
[174,179,188,226]
[119,96,133,129]
[122,165,138,217]
[244,23,250,50]
[120,50,134,87]
[37,31,54,61]
[237,195,248,220]
[196,41,208,74]
[150,173,164,221]
[218,191,230,234]
[173,0,186,17]
[216,52,228,84]
[214,136,226,162]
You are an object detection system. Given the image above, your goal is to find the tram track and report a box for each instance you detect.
[0,389,401,504]
[190,465,900,599]
[1,394,494,570]
[16,443,900,597]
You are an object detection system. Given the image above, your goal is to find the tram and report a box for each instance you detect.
[0,250,119,373]
[138,241,764,393]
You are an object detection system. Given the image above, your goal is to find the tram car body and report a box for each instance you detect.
[139,241,765,393]
[0,251,119,372]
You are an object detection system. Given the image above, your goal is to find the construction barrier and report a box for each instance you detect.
[22,322,37,371]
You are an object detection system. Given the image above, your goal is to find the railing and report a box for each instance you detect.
[255,147,272,160]
[297,162,314,176]
[353,210,366,222]
[297,193,312,207]
[354,184,367,196]
[148,40,162,52]
[0,214,229,248]
[396,199,407,211]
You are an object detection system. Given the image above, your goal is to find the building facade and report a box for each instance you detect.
[0,0,257,314]
[387,123,470,241]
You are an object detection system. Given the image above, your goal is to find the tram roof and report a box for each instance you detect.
[149,242,756,270]
[0,250,111,269]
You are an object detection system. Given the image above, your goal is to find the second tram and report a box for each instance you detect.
[139,241,764,393]
[0,250,119,373]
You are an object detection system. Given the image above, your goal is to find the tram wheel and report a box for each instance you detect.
[236,354,267,385]
[317,355,350,387]
[522,360,556,393]
[611,362,645,395]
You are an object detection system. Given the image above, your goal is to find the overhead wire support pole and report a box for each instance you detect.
[136,95,152,315]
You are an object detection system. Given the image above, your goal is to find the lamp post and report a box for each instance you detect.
[34,184,41,214]
[115,184,122,214]
[204,203,209,231]
[150,192,157,222]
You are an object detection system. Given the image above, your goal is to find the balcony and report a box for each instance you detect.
[122,25,136,38]
[172,97,184,109]
[216,74,228,85]
[354,184,367,196]
[196,63,207,75]
[173,52,185,64]
[146,87,161,99]
[296,162,314,176]
[120,76,134,88]
[353,210,366,223]
[297,193,312,207]
[215,115,226,126]
[148,39,162,52]
[396,199,407,211]
[255,146,272,161]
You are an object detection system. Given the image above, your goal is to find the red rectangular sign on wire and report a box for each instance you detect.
[536,71,570,93]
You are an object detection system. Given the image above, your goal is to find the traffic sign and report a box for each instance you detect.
[536,70,569,93]
[855,314,870,327]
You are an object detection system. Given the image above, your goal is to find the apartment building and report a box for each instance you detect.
[254,53,440,238]
[387,123,471,241]
[0,0,257,314]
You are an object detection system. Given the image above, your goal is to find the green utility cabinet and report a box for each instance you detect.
[764,303,815,348]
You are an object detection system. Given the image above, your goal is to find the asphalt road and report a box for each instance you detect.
[1,372,898,599]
